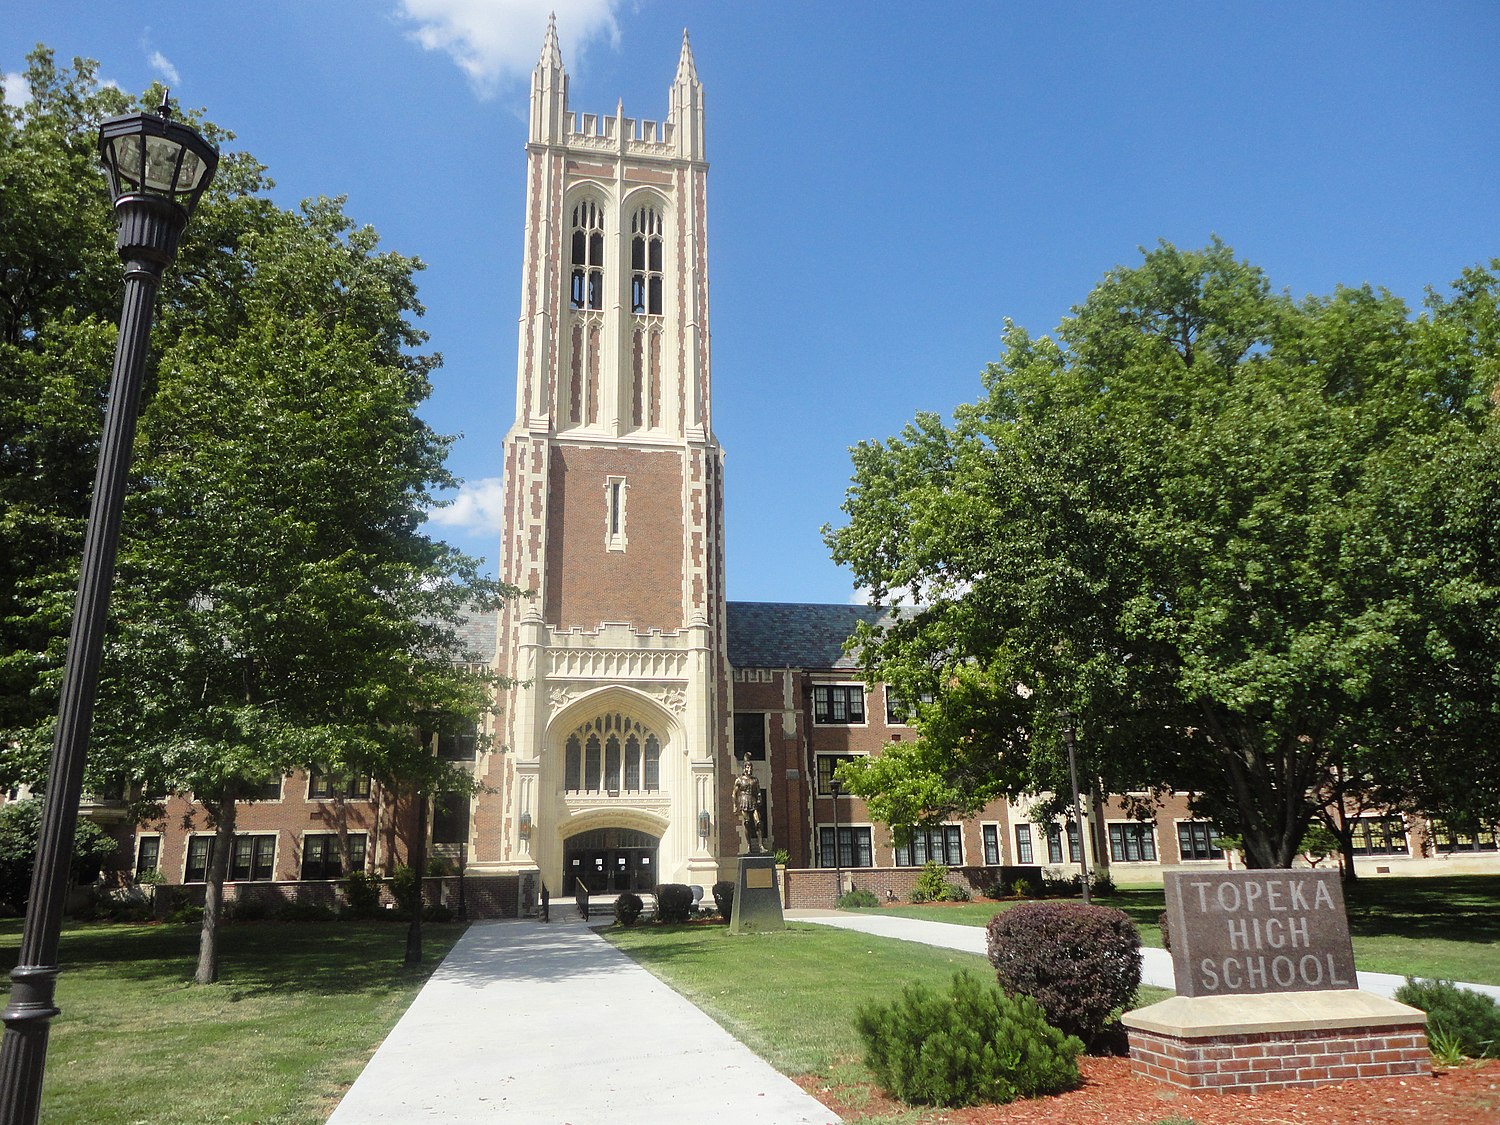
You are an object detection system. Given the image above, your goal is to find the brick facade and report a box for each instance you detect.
[1128,1024,1431,1092]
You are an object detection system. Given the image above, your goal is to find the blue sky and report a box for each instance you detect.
[6,2,1498,605]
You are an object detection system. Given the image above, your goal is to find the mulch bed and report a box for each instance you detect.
[797,1056,1500,1124]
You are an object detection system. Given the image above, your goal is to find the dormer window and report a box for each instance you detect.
[570,200,604,310]
[630,206,663,315]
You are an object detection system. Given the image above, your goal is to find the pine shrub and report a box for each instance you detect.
[943,881,972,902]
[1394,978,1500,1059]
[654,883,693,923]
[986,901,1141,1047]
[344,869,381,918]
[711,880,734,920]
[914,861,949,902]
[615,891,644,926]
[838,886,880,908]
[854,971,1083,1107]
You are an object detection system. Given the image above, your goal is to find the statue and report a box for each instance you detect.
[733,758,763,854]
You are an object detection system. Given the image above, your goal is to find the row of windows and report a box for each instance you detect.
[800,687,929,727]
[137,832,371,884]
[563,729,661,793]
[569,201,666,316]
[811,819,1225,868]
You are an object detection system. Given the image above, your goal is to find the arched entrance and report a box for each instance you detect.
[563,827,659,893]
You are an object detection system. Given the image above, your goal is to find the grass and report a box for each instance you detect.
[0,917,465,1125]
[604,921,1173,1124]
[870,875,1500,985]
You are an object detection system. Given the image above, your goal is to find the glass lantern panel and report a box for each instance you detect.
[143,135,186,193]
[173,147,208,192]
[112,135,146,192]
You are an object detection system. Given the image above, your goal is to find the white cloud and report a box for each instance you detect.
[2,71,31,108]
[396,0,621,97]
[427,477,505,533]
[148,51,181,86]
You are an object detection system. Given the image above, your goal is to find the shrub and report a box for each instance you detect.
[838,887,880,909]
[344,869,381,918]
[654,883,693,924]
[1394,978,1500,1059]
[1158,910,1171,951]
[0,799,119,914]
[166,902,203,926]
[1040,870,1080,898]
[942,881,971,903]
[773,849,790,867]
[227,896,272,922]
[711,880,734,921]
[615,891,644,926]
[1090,870,1116,896]
[854,971,1083,1107]
[423,903,454,923]
[279,900,336,922]
[908,887,929,904]
[986,901,1141,1047]
[914,861,949,902]
[1011,879,1031,899]
[390,865,420,919]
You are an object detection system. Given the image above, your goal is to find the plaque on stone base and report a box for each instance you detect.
[729,854,785,934]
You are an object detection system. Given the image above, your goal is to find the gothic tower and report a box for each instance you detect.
[475,20,731,896]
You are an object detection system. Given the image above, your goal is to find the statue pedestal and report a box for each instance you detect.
[729,853,785,934]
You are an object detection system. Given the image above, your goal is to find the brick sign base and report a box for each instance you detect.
[1123,990,1429,1094]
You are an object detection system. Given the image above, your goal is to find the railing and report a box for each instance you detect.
[575,877,590,922]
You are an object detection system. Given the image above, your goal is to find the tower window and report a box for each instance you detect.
[605,476,627,551]
[570,200,604,311]
[630,206,663,316]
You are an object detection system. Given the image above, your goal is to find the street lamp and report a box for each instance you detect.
[829,778,843,905]
[0,92,217,1125]
[1061,713,1092,905]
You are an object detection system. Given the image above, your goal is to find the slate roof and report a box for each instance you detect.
[452,607,500,664]
[726,601,896,671]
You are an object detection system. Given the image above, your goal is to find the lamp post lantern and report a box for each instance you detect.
[1061,713,1092,905]
[0,92,216,1125]
[829,778,843,904]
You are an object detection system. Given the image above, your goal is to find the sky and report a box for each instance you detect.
[5,1,1498,606]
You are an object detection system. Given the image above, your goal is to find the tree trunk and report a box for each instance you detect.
[195,795,237,985]
[404,791,428,965]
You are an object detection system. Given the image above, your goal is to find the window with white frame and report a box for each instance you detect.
[818,825,873,868]
[432,792,470,845]
[895,825,962,867]
[1014,823,1034,864]
[437,720,478,761]
[134,835,161,878]
[884,687,933,726]
[1176,820,1223,861]
[1429,820,1498,853]
[569,199,605,310]
[300,833,367,880]
[1350,815,1408,856]
[630,205,663,316]
[1108,821,1158,863]
[308,771,371,801]
[812,684,865,725]
[605,476,627,550]
[186,833,276,883]
[816,753,859,796]
[982,824,1000,866]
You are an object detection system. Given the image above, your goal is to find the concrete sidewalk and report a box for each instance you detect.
[786,909,1500,1002]
[327,917,840,1124]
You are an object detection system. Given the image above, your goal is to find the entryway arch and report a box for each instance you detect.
[563,826,660,893]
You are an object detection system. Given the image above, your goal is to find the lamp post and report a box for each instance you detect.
[1061,713,1092,905]
[0,93,216,1125]
[829,778,843,904]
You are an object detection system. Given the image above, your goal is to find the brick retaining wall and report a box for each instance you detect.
[1128,1024,1431,1092]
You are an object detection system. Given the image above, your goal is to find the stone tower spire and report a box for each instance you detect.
[530,12,569,144]
[670,29,705,162]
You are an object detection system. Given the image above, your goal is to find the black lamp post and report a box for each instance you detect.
[0,93,216,1125]
[829,778,843,904]
[1061,713,1092,905]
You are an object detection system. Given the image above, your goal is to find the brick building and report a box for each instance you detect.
[110,23,1497,915]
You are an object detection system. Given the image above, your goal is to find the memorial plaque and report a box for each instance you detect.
[1163,869,1357,998]
[729,854,785,934]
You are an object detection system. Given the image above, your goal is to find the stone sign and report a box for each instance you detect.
[1163,869,1358,998]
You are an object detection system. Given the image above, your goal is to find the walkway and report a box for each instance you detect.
[785,909,1500,1002]
[326,915,840,1125]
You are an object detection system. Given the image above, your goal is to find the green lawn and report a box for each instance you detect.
[870,874,1500,985]
[604,921,1172,1124]
[0,918,464,1125]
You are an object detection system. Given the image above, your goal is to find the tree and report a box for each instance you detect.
[1,51,510,982]
[826,240,1500,869]
[0,799,116,915]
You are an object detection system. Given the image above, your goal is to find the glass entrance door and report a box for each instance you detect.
[563,828,659,894]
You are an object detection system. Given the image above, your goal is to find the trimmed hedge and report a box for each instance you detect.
[615,891,644,926]
[654,883,693,924]
[986,901,1141,1046]
[854,971,1083,1106]
[712,880,734,921]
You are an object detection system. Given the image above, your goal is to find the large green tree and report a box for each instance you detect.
[1,50,508,981]
[827,240,1500,869]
